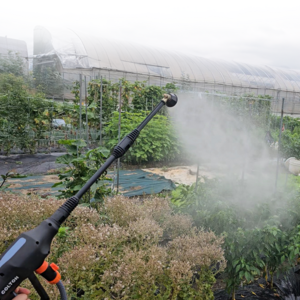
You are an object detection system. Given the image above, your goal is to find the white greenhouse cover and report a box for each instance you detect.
[0,36,28,58]
[34,26,300,93]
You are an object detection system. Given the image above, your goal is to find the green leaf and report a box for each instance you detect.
[72,185,83,191]
[58,139,76,145]
[72,139,87,148]
[52,182,63,188]
[56,154,74,165]
[245,272,252,282]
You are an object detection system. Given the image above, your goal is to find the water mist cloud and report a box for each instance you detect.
[170,92,274,180]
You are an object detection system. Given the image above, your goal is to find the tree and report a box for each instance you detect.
[33,63,65,97]
[0,51,25,77]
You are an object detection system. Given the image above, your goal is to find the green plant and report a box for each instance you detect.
[33,60,66,97]
[224,228,263,300]
[50,226,71,264]
[106,111,180,164]
[269,115,300,159]
[59,196,224,300]
[0,192,225,300]
[0,72,55,154]
[270,115,300,133]
[171,180,243,235]
[170,183,196,209]
[0,172,15,190]
[222,225,300,299]
[53,139,111,203]
[170,176,300,296]
[254,225,300,288]
[0,72,178,154]
[0,51,25,77]
[280,130,300,159]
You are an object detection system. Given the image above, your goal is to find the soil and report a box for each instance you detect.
[213,278,226,291]
[143,165,224,185]
[214,268,300,300]
[0,153,65,175]
[214,279,281,300]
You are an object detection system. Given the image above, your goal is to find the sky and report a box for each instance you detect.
[1,0,300,70]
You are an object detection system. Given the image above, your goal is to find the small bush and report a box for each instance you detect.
[105,111,181,164]
[170,177,300,298]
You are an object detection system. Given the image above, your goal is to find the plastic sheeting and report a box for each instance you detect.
[34,27,88,69]
[3,170,176,197]
[0,36,28,58]
[34,26,300,94]
[113,170,176,197]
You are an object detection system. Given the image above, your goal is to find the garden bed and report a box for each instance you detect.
[0,192,225,300]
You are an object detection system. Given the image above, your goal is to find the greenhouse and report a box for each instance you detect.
[33,26,300,113]
[0,36,28,58]
[0,36,28,72]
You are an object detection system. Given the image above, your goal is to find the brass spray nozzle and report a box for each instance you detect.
[162,94,171,103]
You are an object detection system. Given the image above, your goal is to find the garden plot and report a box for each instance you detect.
[2,170,176,197]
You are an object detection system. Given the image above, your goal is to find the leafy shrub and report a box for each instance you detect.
[161,213,194,239]
[86,79,177,121]
[0,51,25,77]
[0,67,177,155]
[270,115,300,159]
[280,130,300,159]
[270,115,300,134]
[171,180,243,235]
[105,111,180,164]
[0,74,51,154]
[53,139,112,203]
[0,192,225,300]
[0,172,15,190]
[170,177,300,299]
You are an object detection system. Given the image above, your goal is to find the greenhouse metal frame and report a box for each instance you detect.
[33,26,300,113]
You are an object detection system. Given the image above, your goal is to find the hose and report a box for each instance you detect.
[56,281,67,300]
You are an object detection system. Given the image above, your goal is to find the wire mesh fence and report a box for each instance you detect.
[0,96,103,155]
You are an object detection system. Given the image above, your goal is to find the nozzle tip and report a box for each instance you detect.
[166,93,178,107]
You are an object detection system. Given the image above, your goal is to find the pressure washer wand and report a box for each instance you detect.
[0,93,178,300]
[76,93,177,199]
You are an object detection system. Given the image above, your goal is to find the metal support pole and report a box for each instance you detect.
[195,162,200,191]
[79,74,82,140]
[27,97,31,148]
[85,76,88,145]
[117,80,122,193]
[49,98,54,154]
[100,76,103,146]
[61,72,64,99]
[275,98,285,190]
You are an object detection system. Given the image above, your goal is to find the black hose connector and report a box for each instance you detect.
[113,128,140,158]
[49,196,79,226]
